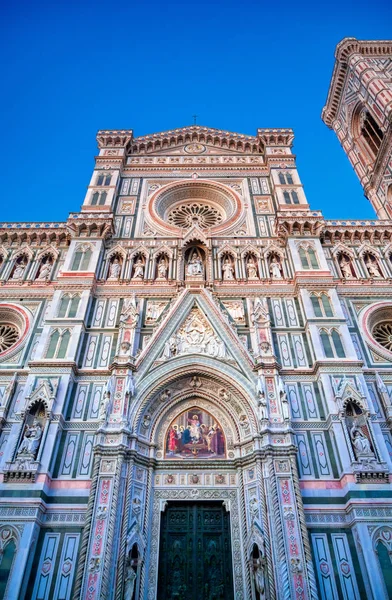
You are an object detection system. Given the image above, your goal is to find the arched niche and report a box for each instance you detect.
[165,406,226,459]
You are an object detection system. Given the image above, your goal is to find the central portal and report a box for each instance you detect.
[157,501,234,600]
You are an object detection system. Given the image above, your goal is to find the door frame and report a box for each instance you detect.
[144,488,247,600]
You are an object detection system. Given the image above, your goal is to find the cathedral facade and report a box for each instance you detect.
[0,37,392,600]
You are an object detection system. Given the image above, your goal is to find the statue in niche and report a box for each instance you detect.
[365,255,382,278]
[123,562,137,600]
[339,255,354,279]
[350,420,375,460]
[11,258,27,280]
[108,257,121,279]
[98,391,111,421]
[251,541,266,600]
[269,255,283,279]
[246,256,259,280]
[132,257,145,280]
[186,251,203,277]
[157,257,168,280]
[17,419,43,458]
[37,260,53,280]
[222,257,235,280]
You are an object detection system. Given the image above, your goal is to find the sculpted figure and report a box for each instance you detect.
[365,256,382,278]
[247,256,259,280]
[37,261,53,281]
[17,419,43,458]
[339,256,353,279]
[253,558,266,600]
[222,257,235,281]
[123,563,137,600]
[132,258,144,279]
[350,422,375,459]
[98,392,111,421]
[108,258,121,279]
[187,252,203,276]
[269,256,282,279]
[12,260,27,280]
[157,258,168,280]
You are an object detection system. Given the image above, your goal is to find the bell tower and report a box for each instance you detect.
[322,38,392,218]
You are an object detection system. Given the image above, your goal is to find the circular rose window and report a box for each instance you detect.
[0,304,31,361]
[0,324,20,352]
[167,202,223,229]
[372,322,392,352]
[360,302,392,362]
[146,180,244,236]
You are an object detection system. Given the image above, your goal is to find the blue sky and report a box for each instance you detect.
[1,0,391,222]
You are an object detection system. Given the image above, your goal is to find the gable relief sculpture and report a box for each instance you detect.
[162,308,226,359]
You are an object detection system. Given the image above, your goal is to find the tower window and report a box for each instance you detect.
[298,245,319,269]
[96,173,112,186]
[310,293,333,318]
[320,329,345,359]
[283,190,300,204]
[360,111,383,158]
[278,172,294,185]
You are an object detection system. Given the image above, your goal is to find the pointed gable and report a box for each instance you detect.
[135,289,254,377]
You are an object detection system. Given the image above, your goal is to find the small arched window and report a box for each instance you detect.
[58,294,80,318]
[46,329,71,359]
[91,191,107,206]
[299,245,319,269]
[360,111,383,158]
[71,247,92,271]
[283,190,300,205]
[0,538,16,597]
[96,173,112,186]
[320,329,345,358]
[278,172,294,185]
[310,293,333,317]
[46,330,60,358]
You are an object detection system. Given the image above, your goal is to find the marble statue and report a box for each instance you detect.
[132,258,144,279]
[222,258,235,280]
[365,256,382,278]
[12,260,27,280]
[98,392,111,421]
[187,252,203,276]
[123,563,137,600]
[269,256,282,279]
[37,261,53,280]
[339,256,353,278]
[246,256,259,280]
[253,558,266,600]
[17,420,43,458]
[157,258,168,280]
[108,258,121,279]
[350,422,375,459]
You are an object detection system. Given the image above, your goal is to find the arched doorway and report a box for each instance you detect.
[132,366,258,600]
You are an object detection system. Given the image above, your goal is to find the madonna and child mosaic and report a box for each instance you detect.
[165,408,225,458]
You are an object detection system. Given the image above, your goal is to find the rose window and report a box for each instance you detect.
[167,203,223,229]
[0,324,20,353]
[372,322,392,352]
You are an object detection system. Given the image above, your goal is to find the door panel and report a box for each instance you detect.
[157,502,234,600]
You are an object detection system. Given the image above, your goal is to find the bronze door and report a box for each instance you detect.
[157,502,234,600]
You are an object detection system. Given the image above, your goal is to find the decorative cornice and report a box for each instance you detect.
[322,37,392,127]
[96,130,133,149]
[66,213,114,239]
[275,210,325,238]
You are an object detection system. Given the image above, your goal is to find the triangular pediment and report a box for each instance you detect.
[135,289,254,377]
